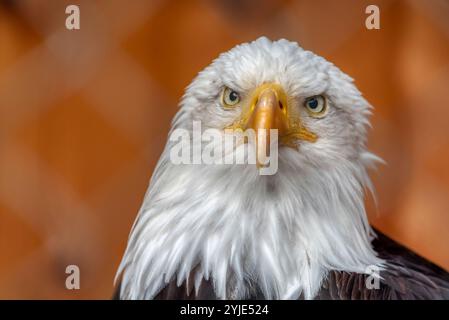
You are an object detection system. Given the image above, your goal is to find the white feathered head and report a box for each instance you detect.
[117,37,383,300]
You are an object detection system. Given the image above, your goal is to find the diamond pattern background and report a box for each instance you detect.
[0,0,448,298]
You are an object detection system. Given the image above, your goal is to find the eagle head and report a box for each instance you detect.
[117,37,383,300]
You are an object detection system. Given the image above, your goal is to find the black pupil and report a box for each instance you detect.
[229,91,238,101]
[308,98,318,109]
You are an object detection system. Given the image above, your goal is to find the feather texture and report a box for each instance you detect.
[114,37,448,300]
[115,229,449,299]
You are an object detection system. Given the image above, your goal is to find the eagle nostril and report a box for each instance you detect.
[279,101,284,110]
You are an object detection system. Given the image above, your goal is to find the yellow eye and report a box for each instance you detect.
[304,95,327,117]
[222,87,240,107]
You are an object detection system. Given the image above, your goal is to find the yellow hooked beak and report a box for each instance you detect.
[227,83,317,167]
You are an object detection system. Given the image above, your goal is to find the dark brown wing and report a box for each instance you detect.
[316,228,449,300]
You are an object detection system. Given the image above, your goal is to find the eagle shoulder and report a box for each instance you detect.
[316,229,449,300]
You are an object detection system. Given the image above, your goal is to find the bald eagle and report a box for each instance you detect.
[115,37,449,300]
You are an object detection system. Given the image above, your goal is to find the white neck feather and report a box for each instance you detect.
[117,146,383,300]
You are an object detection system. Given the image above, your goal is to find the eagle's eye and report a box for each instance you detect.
[304,95,327,117]
[222,87,240,107]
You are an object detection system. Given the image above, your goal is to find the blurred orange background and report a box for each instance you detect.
[0,0,448,299]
